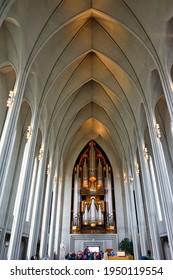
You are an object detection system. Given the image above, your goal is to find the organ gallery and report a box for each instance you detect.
[71,141,116,234]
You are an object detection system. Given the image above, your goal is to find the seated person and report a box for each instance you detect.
[110,250,116,256]
[75,251,84,260]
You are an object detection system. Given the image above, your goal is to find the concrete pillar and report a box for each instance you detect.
[0,129,17,207]
[126,172,140,259]
[48,172,59,259]
[39,155,54,259]
[26,141,48,259]
[54,176,63,259]
[7,117,39,259]
[0,80,23,203]
[138,139,163,260]
[147,120,173,258]
[123,173,131,238]
[133,169,148,256]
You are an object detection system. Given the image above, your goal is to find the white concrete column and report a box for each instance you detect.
[171,121,173,139]
[7,118,39,259]
[25,157,38,222]
[54,177,65,259]
[26,142,48,259]
[133,169,148,256]
[123,173,131,238]
[39,156,54,259]
[0,80,23,201]
[148,157,163,221]
[147,121,173,258]
[153,137,173,258]
[0,128,17,207]
[139,142,163,259]
[54,176,63,259]
[48,173,59,259]
[127,174,140,259]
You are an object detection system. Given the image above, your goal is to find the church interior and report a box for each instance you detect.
[0,0,173,260]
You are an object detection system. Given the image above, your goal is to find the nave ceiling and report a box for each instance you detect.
[1,0,172,165]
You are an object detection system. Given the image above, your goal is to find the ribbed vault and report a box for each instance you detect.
[1,0,169,164]
[26,2,149,162]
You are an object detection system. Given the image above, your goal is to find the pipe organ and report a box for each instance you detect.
[71,141,116,234]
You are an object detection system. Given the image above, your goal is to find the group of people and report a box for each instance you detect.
[65,247,116,260]
[30,247,153,260]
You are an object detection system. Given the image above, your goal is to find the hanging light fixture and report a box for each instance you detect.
[26,125,32,140]
[7,90,15,107]
[38,147,43,160]
[144,147,149,160]
[136,163,140,174]
[47,163,50,175]
[123,173,127,183]
[129,175,134,183]
[53,176,57,185]
[155,123,161,138]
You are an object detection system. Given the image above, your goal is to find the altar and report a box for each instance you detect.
[70,233,118,254]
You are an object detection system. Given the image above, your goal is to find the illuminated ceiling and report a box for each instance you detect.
[2,0,171,163]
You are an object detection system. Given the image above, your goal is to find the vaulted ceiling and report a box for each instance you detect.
[1,0,172,164]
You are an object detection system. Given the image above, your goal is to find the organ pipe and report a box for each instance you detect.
[73,165,80,226]
[97,158,103,187]
[89,142,96,181]
[90,197,96,227]
[83,158,88,187]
